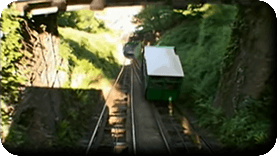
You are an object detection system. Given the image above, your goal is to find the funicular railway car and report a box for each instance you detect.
[142,46,184,101]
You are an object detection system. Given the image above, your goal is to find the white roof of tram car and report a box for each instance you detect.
[144,46,184,77]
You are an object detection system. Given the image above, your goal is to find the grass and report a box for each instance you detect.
[58,27,121,90]
[52,10,124,147]
[55,25,123,147]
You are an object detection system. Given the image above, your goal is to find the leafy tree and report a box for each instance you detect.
[57,10,107,33]
[133,5,186,33]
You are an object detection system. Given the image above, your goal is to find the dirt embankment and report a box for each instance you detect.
[213,2,276,117]
[19,14,67,88]
[5,87,105,153]
[4,6,144,152]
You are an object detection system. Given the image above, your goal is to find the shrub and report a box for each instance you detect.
[219,97,271,148]
[194,96,271,148]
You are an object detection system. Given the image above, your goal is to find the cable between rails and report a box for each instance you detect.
[130,65,137,154]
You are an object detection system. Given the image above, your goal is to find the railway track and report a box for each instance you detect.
[85,60,136,154]
[84,57,215,154]
[133,58,215,154]
[151,104,211,154]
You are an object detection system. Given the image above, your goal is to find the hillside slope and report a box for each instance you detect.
[2,8,125,152]
[132,2,274,150]
[58,27,120,90]
[158,4,237,105]
[214,2,275,117]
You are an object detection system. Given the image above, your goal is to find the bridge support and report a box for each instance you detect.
[32,13,58,36]
[90,0,105,10]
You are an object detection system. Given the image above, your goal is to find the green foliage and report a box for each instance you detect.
[57,10,108,33]
[58,11,120,87]
[220,97,271,147]
[194,97,225,128]
[221,5,246,73]
[158,4,237,101]
[55,90,81,147]
[175,3,209,18]
[1,101,10,131]
[1,5,27,142]
[194,96,271,148]
[56,22,121,146]
[197,5,271,148]
[158,4,270,148]
[4,128,27,147]
[1,5,26,105]
[56,119,79,146]
[135,3,271,148]
[54,89,102,147]
[58,27,120,89]
[133,5,186,33]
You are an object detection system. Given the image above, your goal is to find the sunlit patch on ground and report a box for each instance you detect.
[102,85,112,100]
[181,117,202,149]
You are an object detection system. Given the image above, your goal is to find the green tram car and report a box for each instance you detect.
[142,46,184,101]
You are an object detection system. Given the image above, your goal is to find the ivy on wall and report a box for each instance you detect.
[1,4,26,105]
[220,4,248,74]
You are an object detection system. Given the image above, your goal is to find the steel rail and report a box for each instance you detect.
[113,66,130,153]
[199,135,214,153]
[173,105,214,153]
[132,65,142,85]
[133,59,141,72]
[152,106,172,154]
[85,59,126,155]
[170,117,189,152]
[132,59,142,85]
[130,65,137,154]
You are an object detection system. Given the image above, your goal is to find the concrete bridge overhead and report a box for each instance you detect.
[13,0,257,16]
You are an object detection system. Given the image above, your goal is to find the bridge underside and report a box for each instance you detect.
[14,0,251,16]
